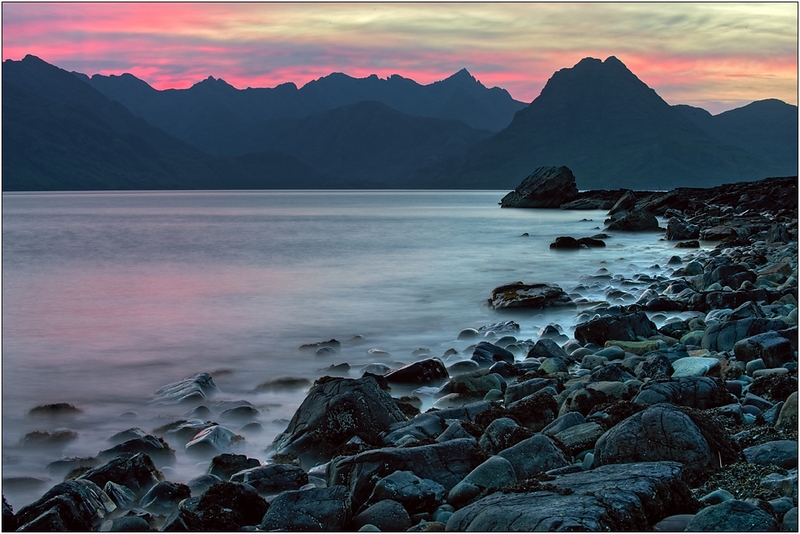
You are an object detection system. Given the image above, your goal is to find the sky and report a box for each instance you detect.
[2,2,797,114]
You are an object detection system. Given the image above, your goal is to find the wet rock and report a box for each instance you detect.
[488,282,574,309]
[363,470,446,516]
[526,338,570,361]
[260,485,350,531]
[549,236,582,249]
[742,440,798,469]
[685,499,779,531]
[449,370,504,397]
[503,378,558,405]
[206,453,260,481]
[269,375,407,470]
[197,481,268,529]
[102,481,137,509]
[478,417,520,455]
[385,358,449,385]
[635,352,674,380]
[46,456,101,479]
[254,376,311,392]
[633,376,735,409]
[701,317,788,352]
[15,479,116,532]
[506,391,559,431]
[471,342,514,367]
[98,434,176,466]
[497,434,568,479]
[671,356,719,377]
[186,474,221,497]
[107,428,148,446]
[734,331,795,368]
[230,463,308,495]
[299,339,341,354]
[185,425,245,456]
[28,403,82,418]
[499,166,579,208]
[447,461,694,531]
[775,392,798,431]
[328,438,477,511]
[574,311,658,346]
[447,456,516,508]
[666,217,700,240]
[150,372,219,405]
[554,422,605,456]
[79,453,163,499]
[383,413,448,445]
[605,209,659,231]
[352,499,412,532]
[138,481,190,514]
[594,403,714,483]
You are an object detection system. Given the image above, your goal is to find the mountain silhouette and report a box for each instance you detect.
[79,68,525,158]
[3,55,342,190]
[414,56,794,189]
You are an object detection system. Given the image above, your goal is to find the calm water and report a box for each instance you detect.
[2,190,701,508]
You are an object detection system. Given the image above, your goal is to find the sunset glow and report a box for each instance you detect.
[2,2,797,113]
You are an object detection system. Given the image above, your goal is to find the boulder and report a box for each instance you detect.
[633,377,735,409]
[260,485,350,531]
[665,217,700,241]
[488,282,574,309]
[742,440,798,469]
[98,434,175,467]
[605,209,659,231]
[78,452,163,499]
[385,358,449,385]
[549,236,582,249]
[734,331,795,368]
[449,370,504,397]
[685,499,779,531]
[702,318,789,352]
[268,375,407,469]
[150,372,219,405]
[478,417,520,455]
[446,461,695,531]
[504,378,558,405]
[499,166,580,208]
[497,434,568,479]
[184,425,244,456]
[206,453,260,481]
[574,311,658,346]
[594,403,714,483]
[363,470,446,516]
[327,438,477,510]
[471,342,514,367]
[447,456,516,508]
[352,499,412,532]
[526,338,569,361]
[196,481,269,529]
[15,479,116,532]
[138,481,190,514]
[775,392,798,431]
[553,422,605,456]
[383,413,448,445]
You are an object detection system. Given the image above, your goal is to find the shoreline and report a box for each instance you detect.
[4,175,798,531]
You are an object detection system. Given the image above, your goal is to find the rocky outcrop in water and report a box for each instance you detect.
[499,166,579,208]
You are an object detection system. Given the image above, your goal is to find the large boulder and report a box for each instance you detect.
[734,331,796,368]
[362,470,446,515]
[497,434,569,479]
[385,358,448,385]
[78,452,163,499]
[702,318,789,352]
[574,311,658,346]
[327,438,478,510]
[268,376,407,469]
[446,461,695,531]
[230,464,308,494]
[15,479,116,532]
[685,499,779,531]
[605,209,660,231]
[489,282,574,309]
[499,166,579,208]
[593,403,715,483]
[150,372,219,405]
[633,377,735,409]
[259,485,350,532]
[665,217,700,241]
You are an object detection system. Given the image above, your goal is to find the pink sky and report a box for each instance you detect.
[2,2,797,114]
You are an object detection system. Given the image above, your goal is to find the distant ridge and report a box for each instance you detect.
[411,56,796,190]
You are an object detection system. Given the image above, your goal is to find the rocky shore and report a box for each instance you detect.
[3,171,798,532]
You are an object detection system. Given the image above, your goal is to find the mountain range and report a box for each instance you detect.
[3,54,797,191]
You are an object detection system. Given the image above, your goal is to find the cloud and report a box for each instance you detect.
[2,2,796,111]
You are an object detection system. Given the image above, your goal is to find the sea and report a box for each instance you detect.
[1,190,705,508]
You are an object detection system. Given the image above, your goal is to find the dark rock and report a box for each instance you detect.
[184,424,244,456]
[553,422,605,456]
[198,481,268,529]
[665,217,700,240]
[488,282,574,309]
[447,456,517,508]
[685,499,779,531]
[150,372,219,405]
[703,263,757,290]
[220,405,259,421]
[20,429,78,448]
[230,464,307,495]
[634,376,734,409]
[734,331,795,368]
[594,403,714,483]
[430,401,496,423]
[702,318,789,352]
[471,342,514,367]
[352,499,412,532]
[78,452,163,499]
[207,453,260,482]
[327,438,477,511]
[385,358,449,385]
[478,417,520,455]
[363,470,446,516]
[497,434,568,479]
[28,403,82,417]
[47,456,101,479]
[254,376,311,392]
[15,479,116,531]
[549,236,581,249]
[635,352,674,380]
[676,240,700,248]
[383,413,448,445]
[574,311,658,346]
[103,481,137,509]
[299,339,341,354]
[268,375,407,469]
[608,190,638,216]
[504,378,559,405]
[102,515,151,531]
[526,338,570,361]
[260,485,350,531]
[748,374,798,403]
[138,481,190,514]
[577,237,606,248]
[742,440,798,469]
[505,391,559,431]
[499,166,579,208]
[98,434,175,466]
[186,474,221,497]
[606,209,659,231]
[447,461,695,531]
[2,496,17,532]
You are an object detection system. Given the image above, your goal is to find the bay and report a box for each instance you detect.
[2,190,693,508]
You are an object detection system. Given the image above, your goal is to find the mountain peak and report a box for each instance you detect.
[444,68,478,85]
[191,76,236,91]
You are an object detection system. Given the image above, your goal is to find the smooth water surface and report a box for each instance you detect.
[2,190,702,507]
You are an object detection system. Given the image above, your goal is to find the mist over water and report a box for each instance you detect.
[2,190,703,508]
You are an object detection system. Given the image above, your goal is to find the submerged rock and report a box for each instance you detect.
[150,372,220,405]
[489,282,574,309]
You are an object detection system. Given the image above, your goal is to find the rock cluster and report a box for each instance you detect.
[4,174,796,531]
